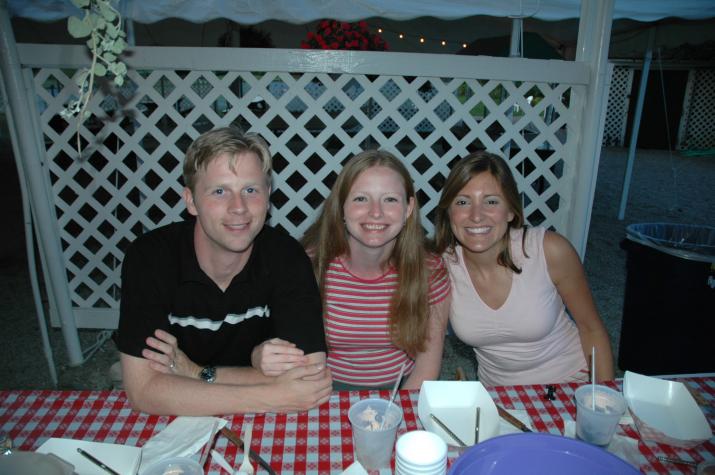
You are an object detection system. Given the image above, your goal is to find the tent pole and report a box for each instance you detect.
[618,28,656,220]
[0,74,59,387]
[568,0,614,259]
[509,17,523,57]
[0,0,84,365]
[502,17,523,162]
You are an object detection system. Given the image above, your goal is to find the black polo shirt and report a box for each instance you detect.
[116,219,326,367]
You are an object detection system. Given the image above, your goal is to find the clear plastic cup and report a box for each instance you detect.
[141,456,203,475]
[697,459,715,475]
[575,384,626,447]
[348,398,403,470]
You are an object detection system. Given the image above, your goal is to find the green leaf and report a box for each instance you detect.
[114,75,124,86]
[104,52,116,62]
[114,63,127,75]
[105,23,118,38]
[68,16,92,38]
[74,71,88,87]
[93,63,107,77]
[99,2,117,21]
[111,38,126,54]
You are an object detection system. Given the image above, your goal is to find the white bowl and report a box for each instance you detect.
[622,371,712,448]
[417,381,499,446]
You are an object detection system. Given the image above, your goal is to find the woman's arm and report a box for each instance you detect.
[543,231,615,382]
[402,296,451,389]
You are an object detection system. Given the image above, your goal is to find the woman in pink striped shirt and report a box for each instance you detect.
[301,150,451,390]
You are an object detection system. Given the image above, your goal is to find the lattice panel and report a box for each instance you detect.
[681,69,715,150]
[602,65,632,147]
[28,52,580,318]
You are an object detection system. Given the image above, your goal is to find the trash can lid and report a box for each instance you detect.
[626,223,715,263]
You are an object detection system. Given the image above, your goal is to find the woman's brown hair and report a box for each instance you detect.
[432,151,526,272]
[302,150,430,355]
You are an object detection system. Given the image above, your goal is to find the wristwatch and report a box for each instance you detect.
[199,365,216,383]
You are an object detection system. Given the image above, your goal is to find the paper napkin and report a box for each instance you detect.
[139,416,227,473]
[563,418,641,468]
[36,438,141,475]
[340,460,369,475]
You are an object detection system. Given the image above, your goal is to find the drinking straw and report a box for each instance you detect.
[591,346,596,410]
[380,362,406,430]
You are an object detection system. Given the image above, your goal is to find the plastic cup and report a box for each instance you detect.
[575,384,626,447]
[141,456,203,475]
[697,459,715,475]
[348,397,403,470]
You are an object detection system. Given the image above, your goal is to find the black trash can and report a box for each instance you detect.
[619,223,715,375]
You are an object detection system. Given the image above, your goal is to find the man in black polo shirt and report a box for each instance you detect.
[116,127,332,415]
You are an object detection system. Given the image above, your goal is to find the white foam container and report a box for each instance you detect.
[417,381,499,446]
[622,371,712,448]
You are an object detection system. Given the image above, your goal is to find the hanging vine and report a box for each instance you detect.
[61,0,128,155]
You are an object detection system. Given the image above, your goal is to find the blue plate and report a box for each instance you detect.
[448,433,641,474]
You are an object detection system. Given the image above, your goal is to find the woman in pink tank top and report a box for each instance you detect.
[431,152,613,386]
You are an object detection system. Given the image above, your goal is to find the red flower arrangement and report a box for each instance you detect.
[301,19,388,51]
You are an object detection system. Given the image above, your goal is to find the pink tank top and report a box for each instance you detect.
[445,227,588,387]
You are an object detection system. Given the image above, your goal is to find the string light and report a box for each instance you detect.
[375,25,470,50]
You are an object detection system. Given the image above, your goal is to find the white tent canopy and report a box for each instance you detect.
[8,0,715,23]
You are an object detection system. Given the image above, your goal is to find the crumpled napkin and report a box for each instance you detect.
[139,416,228,473]
[563,417,641,468]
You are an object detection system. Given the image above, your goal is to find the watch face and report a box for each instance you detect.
[200,366,216,383]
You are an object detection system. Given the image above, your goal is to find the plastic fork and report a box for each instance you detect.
[237,422,254,474]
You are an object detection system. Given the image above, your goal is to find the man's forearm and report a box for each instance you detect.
[126,373,280,416]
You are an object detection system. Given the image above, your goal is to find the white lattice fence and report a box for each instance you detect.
[681,69,715,150]
[20,46,588,328]
[602,65,632,147]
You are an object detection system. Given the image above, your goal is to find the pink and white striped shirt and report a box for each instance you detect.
[325,255,451,386]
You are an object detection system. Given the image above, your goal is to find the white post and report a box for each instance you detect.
[0,0,84,365]
[567,0,615,259]
[502,17,523,162]
[618,28,656,220]
[509,17,523,58]
[0,75,59,386]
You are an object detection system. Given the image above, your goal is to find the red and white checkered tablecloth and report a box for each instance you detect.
[1,378,713,474]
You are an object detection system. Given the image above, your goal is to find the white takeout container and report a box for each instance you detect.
[418,380,499,446]
[623,371,712,448]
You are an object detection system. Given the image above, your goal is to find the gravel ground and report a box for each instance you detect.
[1,146,713,390]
